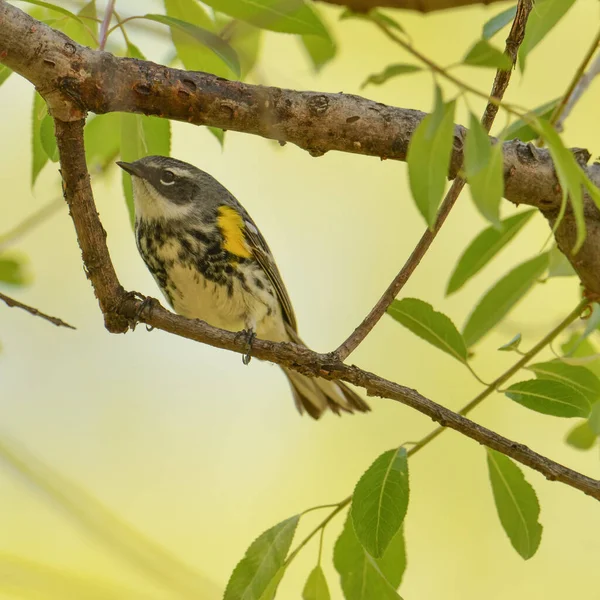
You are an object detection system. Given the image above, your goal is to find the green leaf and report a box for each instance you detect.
[224,515,300,600]
[486,449,542,560]
[462,253,548,347]
[463,39,512,70]
[32,91,48,186]
[351,448,409,558]
[85,113,121,172]
[301,32,336,72]
[0,65,12,87]
[387,298,467,364]
[201,0,327,36]
[534,117,586,253]
[340,9,406,36]
[565,420,597,450]
[17,0,83,22]
[143,14,241,77]
[302,566,330,600]
[208,126,225,148]
[0,254,31,286]
[361,64,421,89]
[498,333,522,352]
[464,114,504,227]
[482,5,517,39]
[407,88,456,228]
[518,0,576,71]
[334,516,403,600]
[447,210,535,295]
[120,113,171,225]
[500,99,559,142]
[527,361,600,405]
[375,527,406,589]
[40,115,59,162]
[589,401,600,436]
[59,0,97,46]
[505,379,591,418]
[547,245,576,277]
[126,41,145,60]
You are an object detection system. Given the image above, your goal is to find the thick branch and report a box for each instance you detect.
[1,1,599,294]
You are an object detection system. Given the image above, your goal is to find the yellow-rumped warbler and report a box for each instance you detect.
[116,156,370,419]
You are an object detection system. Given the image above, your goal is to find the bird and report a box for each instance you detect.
[116,155,370,419]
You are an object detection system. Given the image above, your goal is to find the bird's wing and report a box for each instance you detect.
[243,218,298,332]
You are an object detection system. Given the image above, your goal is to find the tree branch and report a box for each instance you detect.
[1,0,598,296]
[316,0,508,14]
[0,291,75,329]
[334,0,532,360]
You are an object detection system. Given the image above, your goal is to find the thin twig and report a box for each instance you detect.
[0,291,75,329]
[98,0,116,50]
[551,28,600,130]
[334,0,533,362]
[0,198,63,251]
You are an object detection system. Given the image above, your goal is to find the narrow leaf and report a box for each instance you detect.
[224,516,300,600]
[463,253,548,347]
[361,64,421,89]
[505,379,591,418]
[486,449,542,559]
[589,402,600,436]
[0,255,31,286]
[565,420,597,450]
[208,126,225,148]
[59,0,97,46]
[387,298,467,364]
[0,65,12,87]
[482,5,517,39]
[407,89,456,228]
[500,99,559,142]
[340,9,406,36]
[518,0,576,71]
[302,566,330,600]
[17,0,83,22]
[463,39,512,70]
[40,115,59,162]
[527,361,600,405]
[464,114,504,227]
[201,0,327,36]
[351,448,409,558]
[498,333,522,352]
[447,210,535,295]
[143,14,241,77]
[334,516,403,600]
[31,91,48,186]
[547,245,576,277]
[85,113,121,172]
[300,7,336,72]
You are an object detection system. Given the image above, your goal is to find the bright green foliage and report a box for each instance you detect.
[518,0,576,71]
[201,0,327,36]
[464,114,504,227]
[0,255,30,286]
[0,65,12,87]
[486,449,542,559]
[500,99,559,141]
[301,32,336,72]
[361,64,421,89]
[447,211,535,295]
[31,92,48,186]
[498,333,522,352]
[334,516,405,600]
[505,379,591,418]
[85,114,121,173]
[17,0,82,22]
[482,5,517,39]
[40,115,59,162]
[527,361,600,406]
[302,566,330,600]
[387,298,467,364]
[144,14,241,77]
[224,515,299,600]
[462,40,512,70]
[565,419,597,450]
[407,88,456,228]
[60,0,97,46]
[462,253,549,347]
[351,448,409,558]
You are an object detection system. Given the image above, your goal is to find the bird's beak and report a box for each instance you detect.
[116,161,145,178]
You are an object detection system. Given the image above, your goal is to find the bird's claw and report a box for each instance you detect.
[126,293,158,332]
[241,329,256,365]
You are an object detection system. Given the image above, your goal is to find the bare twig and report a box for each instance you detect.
[98,0,116,51]
[0,291,75,329]
[552,29,600,131]
[0,198,63,251]
[334,0,533,361]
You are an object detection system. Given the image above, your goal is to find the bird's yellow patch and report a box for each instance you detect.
[217,206,252,259]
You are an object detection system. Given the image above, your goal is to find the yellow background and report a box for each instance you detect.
[1,0,599,598]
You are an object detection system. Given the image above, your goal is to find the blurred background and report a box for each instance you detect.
[1,0,599,598]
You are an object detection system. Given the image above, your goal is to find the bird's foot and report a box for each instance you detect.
[239,328,256,365]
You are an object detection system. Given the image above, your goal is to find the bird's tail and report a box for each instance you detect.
[282,327,370,419]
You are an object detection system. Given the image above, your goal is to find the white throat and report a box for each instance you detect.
[132,178,194,222]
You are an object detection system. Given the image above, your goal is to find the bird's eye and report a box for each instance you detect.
[161,170,175,185]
